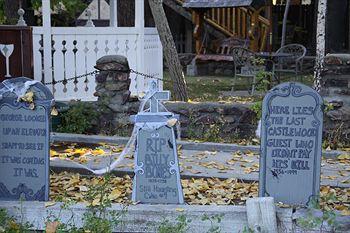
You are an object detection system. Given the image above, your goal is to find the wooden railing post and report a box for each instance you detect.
[135,0,145,93]
[192,10,204,54]
[42,0,52,86]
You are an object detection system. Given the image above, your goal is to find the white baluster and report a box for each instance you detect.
[85,9,95,27]
[16,8,27,26]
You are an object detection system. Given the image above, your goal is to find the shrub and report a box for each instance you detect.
[57,102,99,134]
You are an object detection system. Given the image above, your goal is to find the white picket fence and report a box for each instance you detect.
[32,27,163,101]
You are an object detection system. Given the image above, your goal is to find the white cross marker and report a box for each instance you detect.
[148,80,170,113]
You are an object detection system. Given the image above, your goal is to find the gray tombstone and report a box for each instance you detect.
[0,77,54,201]
[131,81,184,204]
[259,82,323,205]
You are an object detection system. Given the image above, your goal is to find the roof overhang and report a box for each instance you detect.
[183,0,267,9]
[273,0,312,5]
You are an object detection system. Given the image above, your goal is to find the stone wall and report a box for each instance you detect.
[92,55,350,145]
[93,55,256,139]
[321,54,350,106]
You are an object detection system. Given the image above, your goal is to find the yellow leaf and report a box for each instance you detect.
[50,150,58,157]
[73,148,88,156]
[46,221,60,233]
[91,148,105,156]
[45,201,56,208]
[109,189,122,200]
[338,154,350,160]
[51,107,58,116]
[167,118,178,127]
[175,208,185,212]
[64,148,74,153]
[92,198,100,206]
[341,209,350,216]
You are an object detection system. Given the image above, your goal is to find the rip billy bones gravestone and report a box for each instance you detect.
[131,81,183,204]
[0,77,54,201]
[259,82,323,205]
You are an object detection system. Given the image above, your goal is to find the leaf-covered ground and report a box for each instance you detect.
[50,172,350,215]
[50,143,350,185]
[49,142,350,215]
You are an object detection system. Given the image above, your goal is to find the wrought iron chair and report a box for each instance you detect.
[275,44,307,75]
[232,47,262,94]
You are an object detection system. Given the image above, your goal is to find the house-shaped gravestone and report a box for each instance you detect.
[259,82,323,205]
[131,81,184,204]
[0,77,54,201]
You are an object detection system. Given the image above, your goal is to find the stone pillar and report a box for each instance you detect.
[94,55,139,135]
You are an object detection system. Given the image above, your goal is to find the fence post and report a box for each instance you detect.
[246,197,278,233]
[135,0,145,96]
[109,0,118,27]
[42,0,53,87]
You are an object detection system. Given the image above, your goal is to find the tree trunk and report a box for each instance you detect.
[348,0,350,51]
[314,0,327,92]
[281,0,291,47]
[148,0,188,101]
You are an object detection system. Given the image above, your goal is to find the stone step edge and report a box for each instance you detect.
[51,132,346,159]
[0,201,349,232]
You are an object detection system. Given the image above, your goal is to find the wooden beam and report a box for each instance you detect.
[242,10,246,38]
[163,0,192,21]
[237,8,241,37]
[233,8,236,35]
[227,8,232,34]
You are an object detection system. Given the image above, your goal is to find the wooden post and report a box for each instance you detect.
[232,8,236,35]
[192,10,204,54]
[135,0,145,95]
[42,0,52,85]
[148,0,188,101]
[246,197,278,233]
[267,2,273,52]
[314,0,327,92]
[249,9,259,51]
[109,0,118,27]
[281,0,291,47]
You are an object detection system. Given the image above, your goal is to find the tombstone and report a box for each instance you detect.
[0,77,54,201]
[131,81,184,204]
[259,82,323,205]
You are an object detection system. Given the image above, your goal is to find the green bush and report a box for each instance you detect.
[57,102,99,134]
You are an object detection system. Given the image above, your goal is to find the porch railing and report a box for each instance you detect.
[32,27,162,101]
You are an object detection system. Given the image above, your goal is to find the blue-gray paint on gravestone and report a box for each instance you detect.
[259,82,323,206]
[133,125,183,204]
[0,77,54,201]
[131,82,184,204]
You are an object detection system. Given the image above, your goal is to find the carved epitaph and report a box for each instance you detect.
[131,82,184,204]
[0,77,54,201]
[259,82,323,205]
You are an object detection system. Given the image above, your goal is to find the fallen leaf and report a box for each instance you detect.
[46,221,60,233]
[45,201,56,208]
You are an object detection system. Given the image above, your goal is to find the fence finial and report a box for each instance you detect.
[85,9,95,27]
[17,8,27,26]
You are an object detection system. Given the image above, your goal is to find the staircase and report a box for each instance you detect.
[171,0,271,52]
